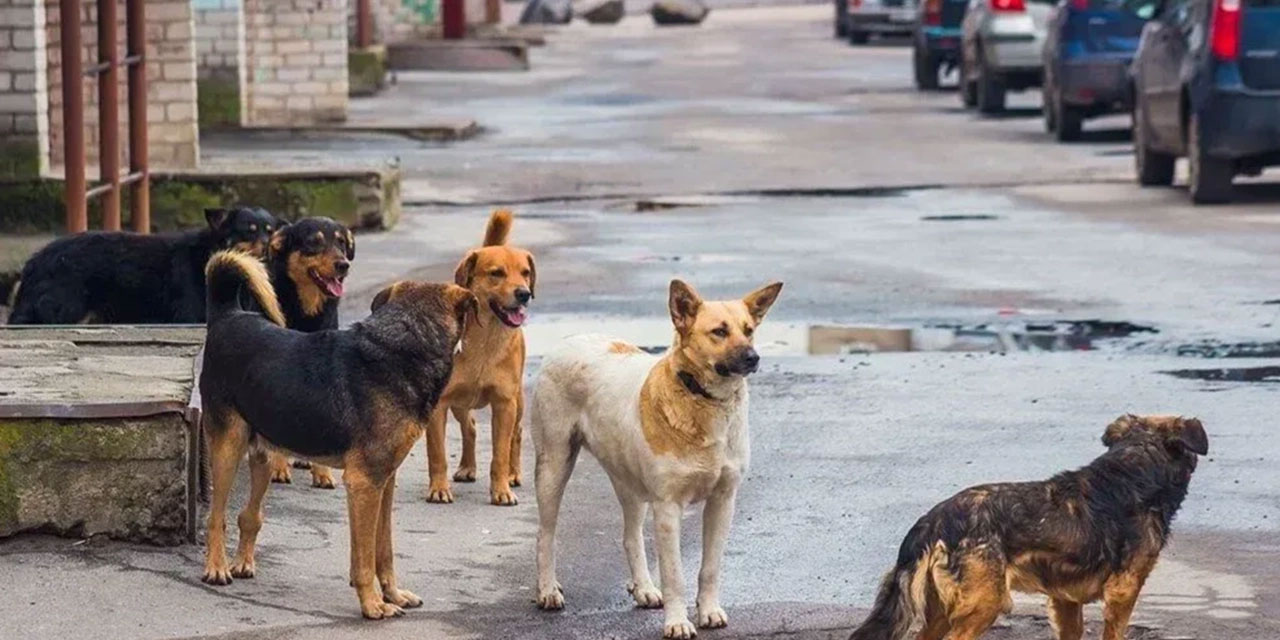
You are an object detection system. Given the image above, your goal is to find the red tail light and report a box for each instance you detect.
[924,0,942,24]
[851,0,863,8]
[1070,0,1090,9]
[1211,0,1242,61]
[992,0,1025,12]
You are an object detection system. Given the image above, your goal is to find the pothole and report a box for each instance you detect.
[921,214,1000,222]
[1173,341,1280,359]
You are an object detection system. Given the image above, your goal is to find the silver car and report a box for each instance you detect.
[958,0,1052,113]
[835,0,920,44]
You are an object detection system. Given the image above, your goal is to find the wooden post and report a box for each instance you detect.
[126,0,149,233]
[60,0,87,233]
[98,0,121,231]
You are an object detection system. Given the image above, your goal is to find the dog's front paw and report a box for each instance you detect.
[536,582,565,610]
[383,587,423,609]
[628,582,663,608]
[229,558,256,579]
[269,465,292,484]
[663,618,698,639]
[696,606,728,629]
[311,469,336,489]
[426,483,454,504]
[452,467,477,482]
[202,562,233,586]
[361,602,405,620]
[291,459,312,469]
[509,473,523,487]
[490,485,518,506]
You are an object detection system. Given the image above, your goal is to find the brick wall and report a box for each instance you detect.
[194,0,239,80]
[0,0,50,178]
[242,0,347,126]
[43,0,199,171]
[350,0,437,45]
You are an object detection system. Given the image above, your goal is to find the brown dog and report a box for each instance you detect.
[849,414,1208,640]
[425,209,535,506]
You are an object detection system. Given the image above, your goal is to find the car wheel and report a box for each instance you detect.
[1042,84,1057,133]
[914,43,940,91]
[1188,113,1234,204]
[834,0,848,38]
[959,53,978,107]
[1054,90,1083,142]
[1133,95,1175,187]
[975,48,1006,115]
[849,30,870,45]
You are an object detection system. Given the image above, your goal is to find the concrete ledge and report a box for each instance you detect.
[387,39,530,72]
[243,120,481,142]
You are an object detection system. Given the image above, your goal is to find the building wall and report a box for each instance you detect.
[350,0,437,45]
[43,0,199,171]
[0,0,49,178]
[242,0,347,126]
[194,0,239,80]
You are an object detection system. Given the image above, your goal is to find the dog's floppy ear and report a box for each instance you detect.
[454,251,479,289]
[742,281,783,324]
[345,228,356,261]
[447,284,479,326]
[1102,413,1140,447]
[371,281,404,313]
[205,208,231,230]
[526,252,537,299]
[668,279,703,337]
[1175,417,1209,455]
[269,228,288,256]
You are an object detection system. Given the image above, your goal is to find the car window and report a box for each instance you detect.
[1091,0,1160,15]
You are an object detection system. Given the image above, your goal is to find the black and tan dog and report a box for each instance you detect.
[199,251,474,619]
[261,216,356,490]
[850,414,1208,640]
[9,207,280,325]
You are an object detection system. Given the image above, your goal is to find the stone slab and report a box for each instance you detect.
[387,39,530,72]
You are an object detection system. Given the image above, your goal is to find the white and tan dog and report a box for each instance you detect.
[531,279,782,639]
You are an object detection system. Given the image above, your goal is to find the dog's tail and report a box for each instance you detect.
[205,250,284,326]
[848,519,934,640]
[483,208,513,246]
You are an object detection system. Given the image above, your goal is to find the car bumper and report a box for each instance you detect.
[921,27,962,58]
[849,9,917,33]
[981,15,1042,70]
[1200,89,1280,159]
[1058,57,1132,109]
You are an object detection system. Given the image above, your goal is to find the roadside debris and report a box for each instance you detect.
[651,0,709,25]
[580,0,625,24]
[520,0,573,24]
[1163,366,1280,383]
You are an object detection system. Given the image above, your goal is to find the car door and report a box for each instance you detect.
[1138,0,1193,151]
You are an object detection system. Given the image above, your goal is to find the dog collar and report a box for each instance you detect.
[677,370,717,401]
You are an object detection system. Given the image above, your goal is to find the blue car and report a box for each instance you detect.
[913,0,968,90]
[1041,0,1156,142]
[1132,0,1280,203]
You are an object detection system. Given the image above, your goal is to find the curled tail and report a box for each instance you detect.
[483,208,513,246]
[849,521,933,640]
[205,250,284,326]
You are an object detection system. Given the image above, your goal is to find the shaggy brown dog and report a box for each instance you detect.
[850,415,1208,640]
[424,209,535,506]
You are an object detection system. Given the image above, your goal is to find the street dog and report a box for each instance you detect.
[8,207,280,325]
[424,209,535,506]
[531,279,783,639]
[849,414,1209,640]
[198,251,474,619]
[261,216,356,490]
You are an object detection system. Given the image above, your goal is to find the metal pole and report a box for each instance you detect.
[356,0,372,48]
[126,0,149,234]
[98,0,120,231]
[60,0,87,233]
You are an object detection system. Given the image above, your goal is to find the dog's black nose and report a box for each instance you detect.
[514,287,532,305]
[741,349,760,372]
[335,260,350,277]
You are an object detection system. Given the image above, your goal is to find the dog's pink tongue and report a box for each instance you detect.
[506,307,527,326]
[323,278,345,298]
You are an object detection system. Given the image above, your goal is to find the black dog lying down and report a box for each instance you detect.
[850,414,1208,640]
[8,207,280,325]
[199,250,475,619]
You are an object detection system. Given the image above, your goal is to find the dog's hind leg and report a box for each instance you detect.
[229,445,272,579]
[613,484,661,609]
[202,411,250,586]
[941,553,1007,640]
[376,477,422,610]
[1047,598,1084,640]
[508,393,524,487]
[268,451,293,484]
[451,406,478,483]
[533,429,580,610]
[345,467,402,620]
[916,581,950,640]
[1101,567,1150,640]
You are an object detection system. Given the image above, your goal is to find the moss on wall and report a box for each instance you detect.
[349,45,388,97]
[197,77,241,129]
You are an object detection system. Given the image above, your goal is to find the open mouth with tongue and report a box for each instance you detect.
[308,268,346,298]
[490,300,528,328]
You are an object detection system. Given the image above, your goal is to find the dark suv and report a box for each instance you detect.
[912,0,969,90]
[1132,0,1280,203]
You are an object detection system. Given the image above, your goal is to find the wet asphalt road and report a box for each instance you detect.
[5,6,1280,640]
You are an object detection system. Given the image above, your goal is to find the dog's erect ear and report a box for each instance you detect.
[345,228,356,261]
[742,281,783,324]
[1102,413,1140,447]
[668,279,703,336]
[205,208,231,230]
[1176,417,1209,455]
[371,282,404,313]
[526,252,537,299]
[454,251,479,289]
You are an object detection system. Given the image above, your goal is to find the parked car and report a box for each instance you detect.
[1132,0,1280,203]
[1041,0,1155,141]
[959,0,1053,113]
[835,0,919,44]
[913,0,969,90]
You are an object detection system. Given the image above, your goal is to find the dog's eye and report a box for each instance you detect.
[249,224,258,232]
[489,269,506,278]
[711,326,729,339]
[521,269,531,277]
[743,326,754,337]
[264,225,272,233]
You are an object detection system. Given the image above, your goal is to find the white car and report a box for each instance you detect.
[958,0,1052,113]
[835,0,920,44]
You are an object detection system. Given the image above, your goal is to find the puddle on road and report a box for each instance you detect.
[920,214,1000,222]
[1174,341,1280,359]
[522,317,1155,358]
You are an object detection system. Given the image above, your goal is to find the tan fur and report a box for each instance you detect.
[286,250,332,317]
[424,210,535,505]
[206,251,284,326]
[608,341,643,354]
[8,279,21,308]
[639,358,726,457]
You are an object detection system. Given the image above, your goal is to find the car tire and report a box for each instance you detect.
[1054,90,1083,142]
[1188,113,1234,205]
[1133,95,1175,187]
[914,43,940,91]
[849,30,870,45]
[1042,84,1057,133]
[959,55,978,107]
[975,48,1006,115]
[834,0,848,38]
